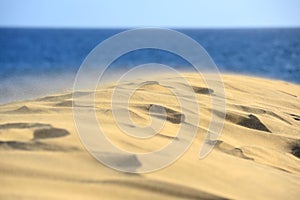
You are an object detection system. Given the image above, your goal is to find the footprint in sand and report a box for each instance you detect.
[192,86,214,95]
[146,104,185,124]
[214,110,271,132]
[0,122,73,151]
[4,105,43,114]
[214,140,253,160]
[33,128,69,139]
[289,113,300,121]
[290,142,300,159]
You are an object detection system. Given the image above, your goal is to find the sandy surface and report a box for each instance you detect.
[0,73,300,199]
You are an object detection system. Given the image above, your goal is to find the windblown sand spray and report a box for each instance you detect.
[72,28,226,173]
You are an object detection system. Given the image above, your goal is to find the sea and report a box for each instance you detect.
[0,28,299,104]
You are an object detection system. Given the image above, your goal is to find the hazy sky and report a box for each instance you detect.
[0,0,300,28]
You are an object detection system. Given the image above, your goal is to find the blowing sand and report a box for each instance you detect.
[0,73,300,199]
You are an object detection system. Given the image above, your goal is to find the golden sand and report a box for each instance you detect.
[0,73,300,199]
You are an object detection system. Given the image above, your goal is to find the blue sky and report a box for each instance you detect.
[0,0,300,28]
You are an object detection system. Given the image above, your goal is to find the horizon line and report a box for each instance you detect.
[1,25,300,30]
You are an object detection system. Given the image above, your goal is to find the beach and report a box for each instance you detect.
[0,73,300,200]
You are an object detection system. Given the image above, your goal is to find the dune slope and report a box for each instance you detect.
[0,73,300,200]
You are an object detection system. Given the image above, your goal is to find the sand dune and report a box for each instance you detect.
[0,73,300,199]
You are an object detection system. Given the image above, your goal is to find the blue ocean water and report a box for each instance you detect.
[0,28,299,103]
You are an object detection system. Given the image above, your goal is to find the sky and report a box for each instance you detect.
[0,0,300,28]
